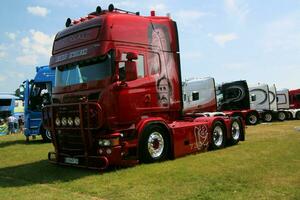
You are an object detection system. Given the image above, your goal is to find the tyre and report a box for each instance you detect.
[139,125,169,163]
[277,111,286,121]
[230,119,242,145]
[263,112,272,122]
[286,112,292,120]
[41,126,51,143]
[211,121,226,150]
[296,112,300,120]
[246,112,259,125]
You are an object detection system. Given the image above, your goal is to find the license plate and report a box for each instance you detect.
[64,157,79,165]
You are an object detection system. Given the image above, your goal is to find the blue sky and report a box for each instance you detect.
[0,0,300,93]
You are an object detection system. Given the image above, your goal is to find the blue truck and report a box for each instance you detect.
[20,66,55,142]
[0,94,23,135]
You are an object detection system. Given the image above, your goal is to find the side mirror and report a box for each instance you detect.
[251,94,256,102]
[125,60,137,81]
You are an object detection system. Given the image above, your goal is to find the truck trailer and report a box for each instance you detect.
[42,5,245,170]
[20,66,55,142]
[249,84,286,122]
[277,88,300,120]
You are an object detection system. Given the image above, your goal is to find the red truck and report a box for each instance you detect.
[43,4,245,170]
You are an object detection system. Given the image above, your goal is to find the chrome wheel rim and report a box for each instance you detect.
[45,130,51,140]
[265,114,272,122]
[249,115,257,124]
[213,126,223,147]
[231,121,240,140]
[147,132,164,158]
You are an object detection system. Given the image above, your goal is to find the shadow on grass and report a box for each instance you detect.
[0,160,97,188]
[0,139,46,148]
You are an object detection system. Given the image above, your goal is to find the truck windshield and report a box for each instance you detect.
[56,53,112,87]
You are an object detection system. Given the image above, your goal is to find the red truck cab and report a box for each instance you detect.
[43,5,245,170]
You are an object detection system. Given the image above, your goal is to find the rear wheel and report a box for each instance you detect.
[286,112,292,120]
[139,125,169,163]
[296,112,300,120]
[263,112,272,122]
[211,121,226,150]
[230,119,242,145]
[246,112,259,125]
[277,111,286,121]
[41,126,51,143]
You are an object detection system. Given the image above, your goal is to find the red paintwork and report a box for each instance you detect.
[289,89,300,109]
[43,7,245,170]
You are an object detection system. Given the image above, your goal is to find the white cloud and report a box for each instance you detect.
[20,30,54,57]
[208,33,238,47]
[16,55,38,66]
[224,0,249,23]
[16,30,54,66]
[5,32,17,40]
[27,6,49,17]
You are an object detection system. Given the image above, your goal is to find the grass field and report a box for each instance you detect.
[0,121,300,200]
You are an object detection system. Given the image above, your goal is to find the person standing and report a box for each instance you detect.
[7,115,16,134]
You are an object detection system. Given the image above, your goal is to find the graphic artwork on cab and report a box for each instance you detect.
[250,89,268,105]
[190,125,209,150]
[148,24,176,107]
[269,91,276,104]
[157,75,172,107]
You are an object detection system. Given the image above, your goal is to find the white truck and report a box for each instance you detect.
[249,84,287,122]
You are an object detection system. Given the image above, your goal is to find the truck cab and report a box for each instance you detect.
[216,80,259,125]
[249,84,286,122]
[277,88,300,120]
[20,66,55,142]
[43,5,245,170]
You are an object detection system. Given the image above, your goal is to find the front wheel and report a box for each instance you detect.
[211,121,226,150]
[139,125,169,163]
[41,126,51,143]
[246,112,259,125]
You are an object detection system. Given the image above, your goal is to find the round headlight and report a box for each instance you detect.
[74,117,80,126]
[55,118,61,126]
[61,117,67,126]
[67,117,73,126]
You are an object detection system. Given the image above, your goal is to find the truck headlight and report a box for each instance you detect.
[61,117,67,126]
[67,117,73,126]
[98,138,120,147]
[74,117,80,126]
[55,118,61,126]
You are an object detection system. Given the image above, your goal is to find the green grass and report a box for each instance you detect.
[0,121,300,200]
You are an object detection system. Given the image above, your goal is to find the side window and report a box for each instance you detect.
[136,55,144,78]
[119,53,145,80]
[296,94,300,102]
[192,92,199,101]
[148,52,160,75]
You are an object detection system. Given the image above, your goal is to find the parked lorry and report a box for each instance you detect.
[42,5,245,170]
[20,66,55,142]
[182,78,259,125]
[0,93,19,119]
[277,88,300,120]
[249,84,286,122]
[216,80,260,125]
